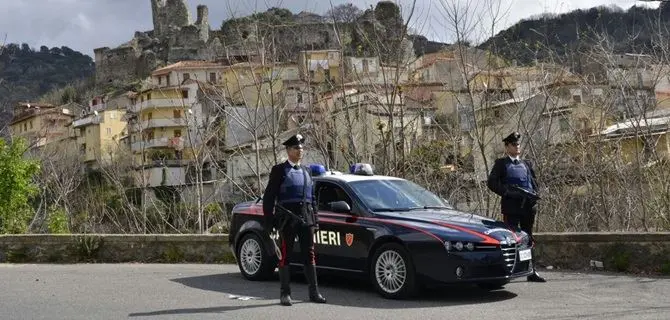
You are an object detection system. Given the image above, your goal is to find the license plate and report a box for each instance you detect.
[519,249,532,261]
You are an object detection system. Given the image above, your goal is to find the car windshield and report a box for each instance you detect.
[348,179,452,212]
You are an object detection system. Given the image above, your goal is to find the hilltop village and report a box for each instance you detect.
[8,0,670,233]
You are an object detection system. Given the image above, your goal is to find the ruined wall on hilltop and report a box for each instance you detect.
[94,45,141,85]
[94,1,357,85]
[151,0,191,39]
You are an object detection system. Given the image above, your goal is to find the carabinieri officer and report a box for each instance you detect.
[262,133,327,306]
[487,131,546,282]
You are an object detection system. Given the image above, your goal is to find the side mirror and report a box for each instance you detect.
[329,201,351,213]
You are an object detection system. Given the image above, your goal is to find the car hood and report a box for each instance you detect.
[374,209,519,243]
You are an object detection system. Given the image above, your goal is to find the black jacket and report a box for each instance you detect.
[487,156,539,215]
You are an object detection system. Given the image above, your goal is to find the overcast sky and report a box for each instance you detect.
[0,0,660,57]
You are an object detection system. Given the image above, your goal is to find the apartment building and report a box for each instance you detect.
[10,102,76,152]
[71,94,130,171]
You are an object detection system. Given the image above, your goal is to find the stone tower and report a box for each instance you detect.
[151,0,191,38]
[195,5,210,43]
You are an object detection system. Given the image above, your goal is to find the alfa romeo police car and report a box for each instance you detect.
[228,163,534,299]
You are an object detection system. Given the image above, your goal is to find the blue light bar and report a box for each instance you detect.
[309,164,327,176]
[349,163,374,176]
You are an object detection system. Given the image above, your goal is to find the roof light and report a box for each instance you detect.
[349,163,374,176]
[309,164,327,176]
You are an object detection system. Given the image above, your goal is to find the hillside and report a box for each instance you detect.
[0,43,95,132]
[479,3,670,66]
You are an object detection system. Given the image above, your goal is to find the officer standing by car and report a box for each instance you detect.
[262,133,327,306]
[487,131,546,283]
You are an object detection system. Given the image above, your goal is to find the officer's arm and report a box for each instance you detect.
[487,159,506,197]
[262,165,282,220]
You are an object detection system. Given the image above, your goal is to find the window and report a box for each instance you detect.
[316,182,352,211]
[158,77,162,85]
[183,73,190,81]
[106,128,112,135]
[173,110,181,118]
[209,72,216,83]
[29,121,33,129]
[24,123,27,131]
[348,179,451,211]
[173,129,181,137]
[147,112,152,120]
[147,93,151,100]
[166,74,171,86]
[182,90,189,99]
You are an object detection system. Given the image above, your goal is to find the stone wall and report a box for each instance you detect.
[3,233,667,275]
[94,46,141,85]
[0,234,232,264]
[533,232,670,275]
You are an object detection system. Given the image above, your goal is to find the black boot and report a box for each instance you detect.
[279,266,292,306]
[527,259,546,282]
[527,270,546,282]
[304,265,326,303]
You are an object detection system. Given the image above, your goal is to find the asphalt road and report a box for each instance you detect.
[1,264,668,320]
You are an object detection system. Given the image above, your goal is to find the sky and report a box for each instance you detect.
[0,0,661,58]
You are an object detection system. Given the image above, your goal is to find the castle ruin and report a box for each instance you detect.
[94,0,413,86]
[95,0,225,86]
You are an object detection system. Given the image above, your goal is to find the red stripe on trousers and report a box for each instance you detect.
[279,239,287,267]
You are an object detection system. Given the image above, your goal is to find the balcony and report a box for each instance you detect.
[130,136,192,152]
[140,118,187,129]
[129,97,197,113]
[72,116,101,128]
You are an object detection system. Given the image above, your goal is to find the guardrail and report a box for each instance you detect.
[0,233,668,275]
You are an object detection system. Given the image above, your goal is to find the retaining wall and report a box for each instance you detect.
[1,233,669,275]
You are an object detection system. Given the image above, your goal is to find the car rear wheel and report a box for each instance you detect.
[237,233,275,281]
[370,243,418,299]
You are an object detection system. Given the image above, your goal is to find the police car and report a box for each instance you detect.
[228,163,534,299]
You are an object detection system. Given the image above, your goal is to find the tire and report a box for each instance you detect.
[236,233,275,281]
[477,280,509,290]
[370,243,418,299]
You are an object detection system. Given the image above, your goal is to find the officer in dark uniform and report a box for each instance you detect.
[487,131,546,282]
[262,133,327,306]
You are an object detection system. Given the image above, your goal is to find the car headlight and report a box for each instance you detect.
[444,241,477,252]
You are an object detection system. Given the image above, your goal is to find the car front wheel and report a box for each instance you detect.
[370,243,418,299]
[237,233,275,281]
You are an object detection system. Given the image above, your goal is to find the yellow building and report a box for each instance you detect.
[298,50,342,84]
[10,102,75,151]
[128,76,223,187]
[71,110,127,169]
[220,62,283,107]
[596,115,670,164]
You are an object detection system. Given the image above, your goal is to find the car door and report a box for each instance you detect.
[315,181,374,273]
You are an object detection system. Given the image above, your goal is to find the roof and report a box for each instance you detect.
[599,116,670,136]
[152,61,227,75]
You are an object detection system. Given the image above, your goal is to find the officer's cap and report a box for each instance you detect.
[502,131,521,144]
[283,133,305,147]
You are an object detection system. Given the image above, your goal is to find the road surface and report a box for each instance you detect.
[0,264,668,319]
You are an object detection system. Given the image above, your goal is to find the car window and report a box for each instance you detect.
[348,179,451,212]
[316,182,352,211]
